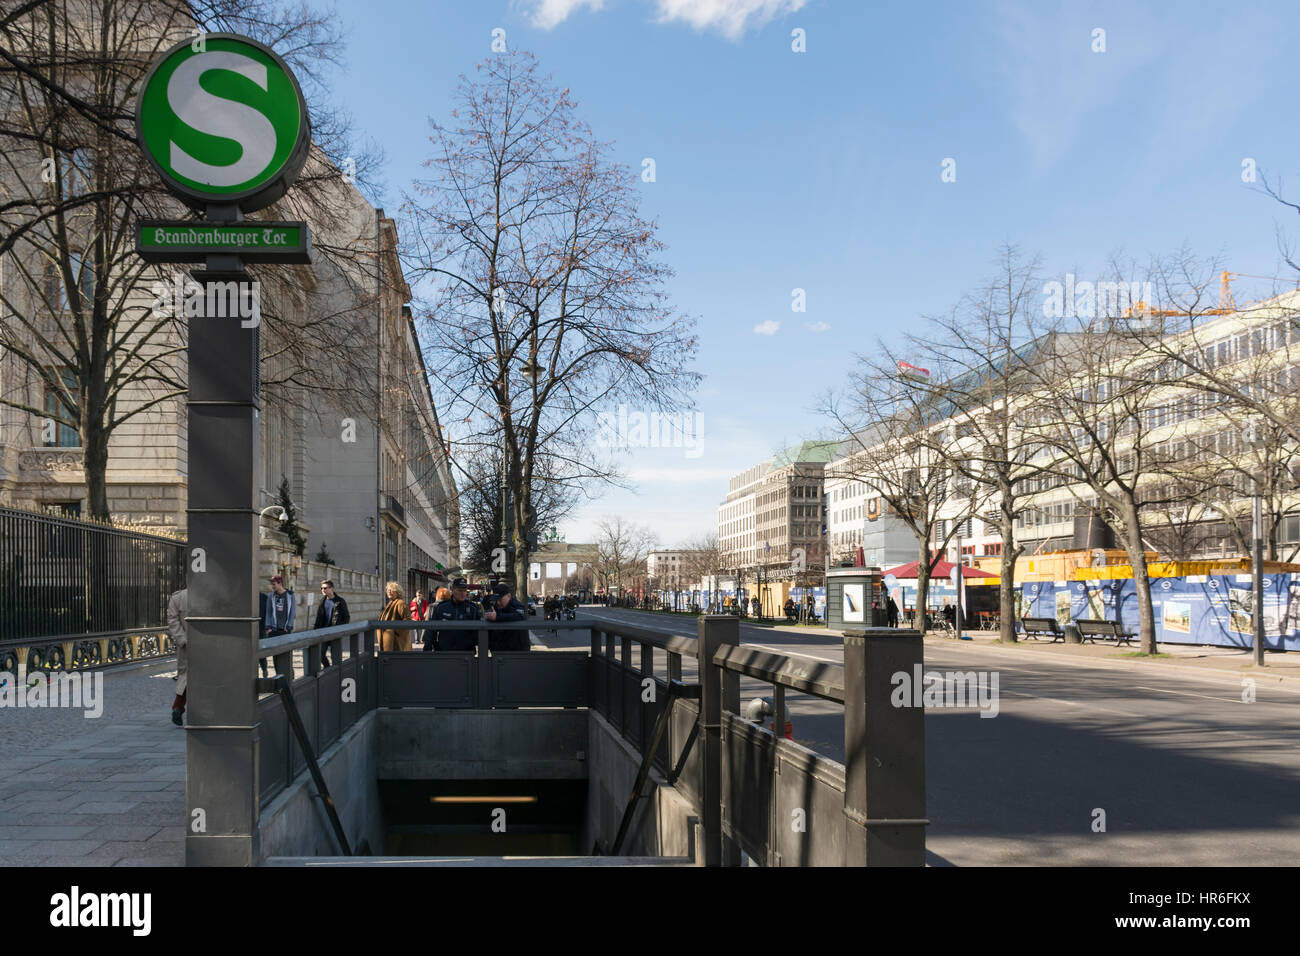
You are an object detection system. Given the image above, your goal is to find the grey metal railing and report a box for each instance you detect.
[587,616,927,866]
[248,614,926,866]
[254,618,594,809]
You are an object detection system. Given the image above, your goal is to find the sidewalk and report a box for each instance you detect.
[755,619,1300,684]
[0,659,185,866]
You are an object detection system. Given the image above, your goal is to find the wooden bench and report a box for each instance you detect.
[1020,617,1064,642]
[1073,618,1136,646]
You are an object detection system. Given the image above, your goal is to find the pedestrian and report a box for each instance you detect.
[886,593,900,628]
[378,581,410,651]
[427,577,483,651]
[265,574,295,638]
[167,587,188,726]
[410,588,429,625]
[262,574,294,676]
[784,597,796,622]
[313,579,350,666]
[484,582,530,651]
[751,596,760,618]
[434,586,450,603]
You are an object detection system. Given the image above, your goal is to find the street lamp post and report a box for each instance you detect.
[1253,491,1266,667]
[1247,419,1267,667]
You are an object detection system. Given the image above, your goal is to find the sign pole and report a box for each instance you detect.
[134,32,314,865]
[186,204,261,864]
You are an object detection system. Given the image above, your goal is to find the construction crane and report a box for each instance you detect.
[1125,271,1288,318]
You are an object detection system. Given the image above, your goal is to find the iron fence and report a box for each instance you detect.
[0,506,185,641]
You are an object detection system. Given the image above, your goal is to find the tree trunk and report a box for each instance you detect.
[999,538,1017,644]
[82,413,110,520]
[512,489,529,599]
[914,539,930,636]
[1121,501,1157,654]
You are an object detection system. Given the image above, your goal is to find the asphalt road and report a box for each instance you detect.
[560,607,1300,866]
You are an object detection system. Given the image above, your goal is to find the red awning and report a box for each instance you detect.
[881,558,996,579]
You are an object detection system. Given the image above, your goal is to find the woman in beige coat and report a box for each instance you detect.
[377,581,410,651]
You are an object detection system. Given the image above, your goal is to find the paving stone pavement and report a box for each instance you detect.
[0,658,185,866]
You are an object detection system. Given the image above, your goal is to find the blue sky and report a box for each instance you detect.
[330,0,1300,547]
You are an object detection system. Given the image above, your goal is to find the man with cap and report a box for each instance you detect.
[427,577,483,652]
[484,582,530,651]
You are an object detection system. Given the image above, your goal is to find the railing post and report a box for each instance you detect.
[640,641,654,757]
[476,629,491,707]
[842,627,926,866]
[698,614,738,867]
[589,627,601,716]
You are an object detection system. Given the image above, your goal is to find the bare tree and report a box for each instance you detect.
[0,0,383,518]
[821,380,974,635]
[1020,310,1203,653]
[901,244,1049,643]
[593,515,657,597]
[678,531,721,596]
[454,452,576,573]
[403,50,698,599]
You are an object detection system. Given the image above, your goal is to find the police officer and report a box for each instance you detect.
[484,582,530,651]
[426,577,483,652]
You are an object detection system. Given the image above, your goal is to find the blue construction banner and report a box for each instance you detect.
[1021,573,1300,650]
[789,586,827,618]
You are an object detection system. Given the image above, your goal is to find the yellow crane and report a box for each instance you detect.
[1125,271,1286,318]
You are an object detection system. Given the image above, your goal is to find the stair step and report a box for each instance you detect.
[265,855,694,866]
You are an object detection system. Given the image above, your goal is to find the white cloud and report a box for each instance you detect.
[753,320,780,335]
[519,0,805,39]
[522,0,606,30]
[804,321,830,332]
[654,0,808,40]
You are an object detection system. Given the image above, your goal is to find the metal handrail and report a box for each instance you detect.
[257,673,351,856]
[608,680,701,855]
[257,618,598,656]
[259,621,369,656]
[711,645,846,703]
[590,619,698,657]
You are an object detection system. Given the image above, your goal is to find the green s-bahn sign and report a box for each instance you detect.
[136,33,311,212]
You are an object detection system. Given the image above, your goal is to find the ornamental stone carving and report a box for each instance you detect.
[16,450,84,474]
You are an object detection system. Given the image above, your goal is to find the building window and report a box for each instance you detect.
[42,369,79,447]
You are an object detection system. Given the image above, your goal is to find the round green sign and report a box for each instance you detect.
[136,34,310,212]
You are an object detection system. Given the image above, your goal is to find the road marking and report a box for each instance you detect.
[744,642,841,664]
[996,689,1145,719]
[1133,685,1255,704]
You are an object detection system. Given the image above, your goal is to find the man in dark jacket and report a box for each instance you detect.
[485,582,530,651]
[313,580,350,666]
[427,578,483,651]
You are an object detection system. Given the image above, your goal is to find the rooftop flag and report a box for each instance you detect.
[897,361,930,383]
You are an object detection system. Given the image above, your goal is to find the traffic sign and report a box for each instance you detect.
[137,220,311,264]
[136,34,311,212]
